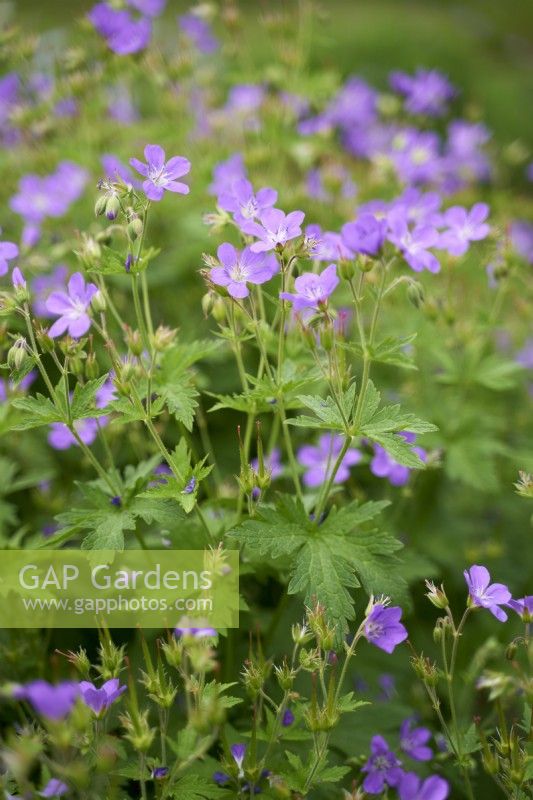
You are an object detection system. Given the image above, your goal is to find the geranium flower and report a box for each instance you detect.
[15,680,79,720]
[40,780,68,798]
[399,773,449,800]
[508,596,533,622]
[370,432,426,486]
[361,735,404,794]
[79,678,127,716]
[209,243,278,299]
[390,69,455,116]
[280,263,339,311]
[400,717,433,761]
[243,208,305,252]
[363,604,408,653]
[341,213,387,256]
[218,179,277,226]
[130,144,190,201]
[297,433,361,487]
[46,272,98,338]
[464,565,511,621]
[387,211,440,273]
[439,203,490,256]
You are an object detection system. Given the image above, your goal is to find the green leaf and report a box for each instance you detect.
[80,509,136,550]
[159,379,198,431]
[229,495,403,635]
[70,375,110,420]
[11,393,63,430]
[167,774,226,800]
[472,355,524,391]
[369,432,426,468]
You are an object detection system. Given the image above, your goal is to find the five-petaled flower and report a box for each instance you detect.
[15,680,79,720]
[243,207,305,252]
[363,603,408,653]
[399,717,433,761]
[45,272,98,338]
[130,144,190,201]
[79,678,127,716]
[398,772,449,800]
[341,213,387,256]
[280,263,339,311]
[464,565,511,621]
[361,734,404,794]
[439,202,490,257]
[217,178,277,227]
[209,243,278,299]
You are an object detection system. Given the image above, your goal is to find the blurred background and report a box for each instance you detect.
[9,0,533,147]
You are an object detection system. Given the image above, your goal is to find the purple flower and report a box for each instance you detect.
[280,263,339,312]
[251,448,283,480]
[174,626,217,638]
[102,154,139,188]
[439,203,490,256]
[400,717,433,761]
[0,230,18,276]
[79,678,126,716]
[387,211,440,273]
[390,69,455,117]
[46,272,98,338]
[516,340,533,370]
[218,179,277,226]
[40,780,68,798]
[510,221,533,264]
[210,243,279,299]
[12,267,25,288]
[243,208,305,253]
[152,767,169,780]
[390,188,442,227]
[230,743,246,775]
[209,154,246,196]
[107,83,139,125]
[31,265,69,317]
[341,213,387,256]
[179,13,218,54]
[48,418,100,451]
[128,0,166,15]
[282,708,294,726]
[464,565,511,622]
[88,4,152,55]
[377,673,396,701]
[130,145,190,202]
[15,680,79,720]
[361,735,404,794]
[390,128,442,186]
[399,773,449,800]
[508,596,533,622]
[371,432,426,486]
[213,772,230,786]
[307,228,354,262]
[363,604,408,654]
[182,476,196,494]
[297,433,361,488]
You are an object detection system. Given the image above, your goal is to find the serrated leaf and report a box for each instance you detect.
[166,774,226,800]
[70,375,109,420]
[11,393,63,430]
[369,432,426,468]
[80,509,136,550]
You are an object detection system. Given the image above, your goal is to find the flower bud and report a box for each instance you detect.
[407,280,425,309]
[320,324,334,352]
[339,260,356,281]
[94,195,107,217]
[127,216,144,240]
[7,337,28,370]
[410,654,439,686]
[358,255,373,272]
[124,327,143,357]
[274,662,296,691]
[425,580,449,609]
[91,290,106,313]
[105,195,120,221]
[211,296,226,323]
[152,325,176,351]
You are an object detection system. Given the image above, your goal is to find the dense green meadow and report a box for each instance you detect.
[0,1,532,798]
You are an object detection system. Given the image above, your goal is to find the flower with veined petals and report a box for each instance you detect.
[341,213,387,256]
[361,735,404,794]
[387,211,440,274]
[399,717,433,761]
[280,263,339,311]
[79,678,127,716]
[363,604,408,653]
[439,203,490,257]
[46,272,98,339]
[130,144,190,202]
[464,564,511,622]
[399,772,449,800]
[218,178,277,227]
[243,207,305,252]
[209,243,278,299]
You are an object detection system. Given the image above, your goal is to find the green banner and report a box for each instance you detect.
[0,549,239,629]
